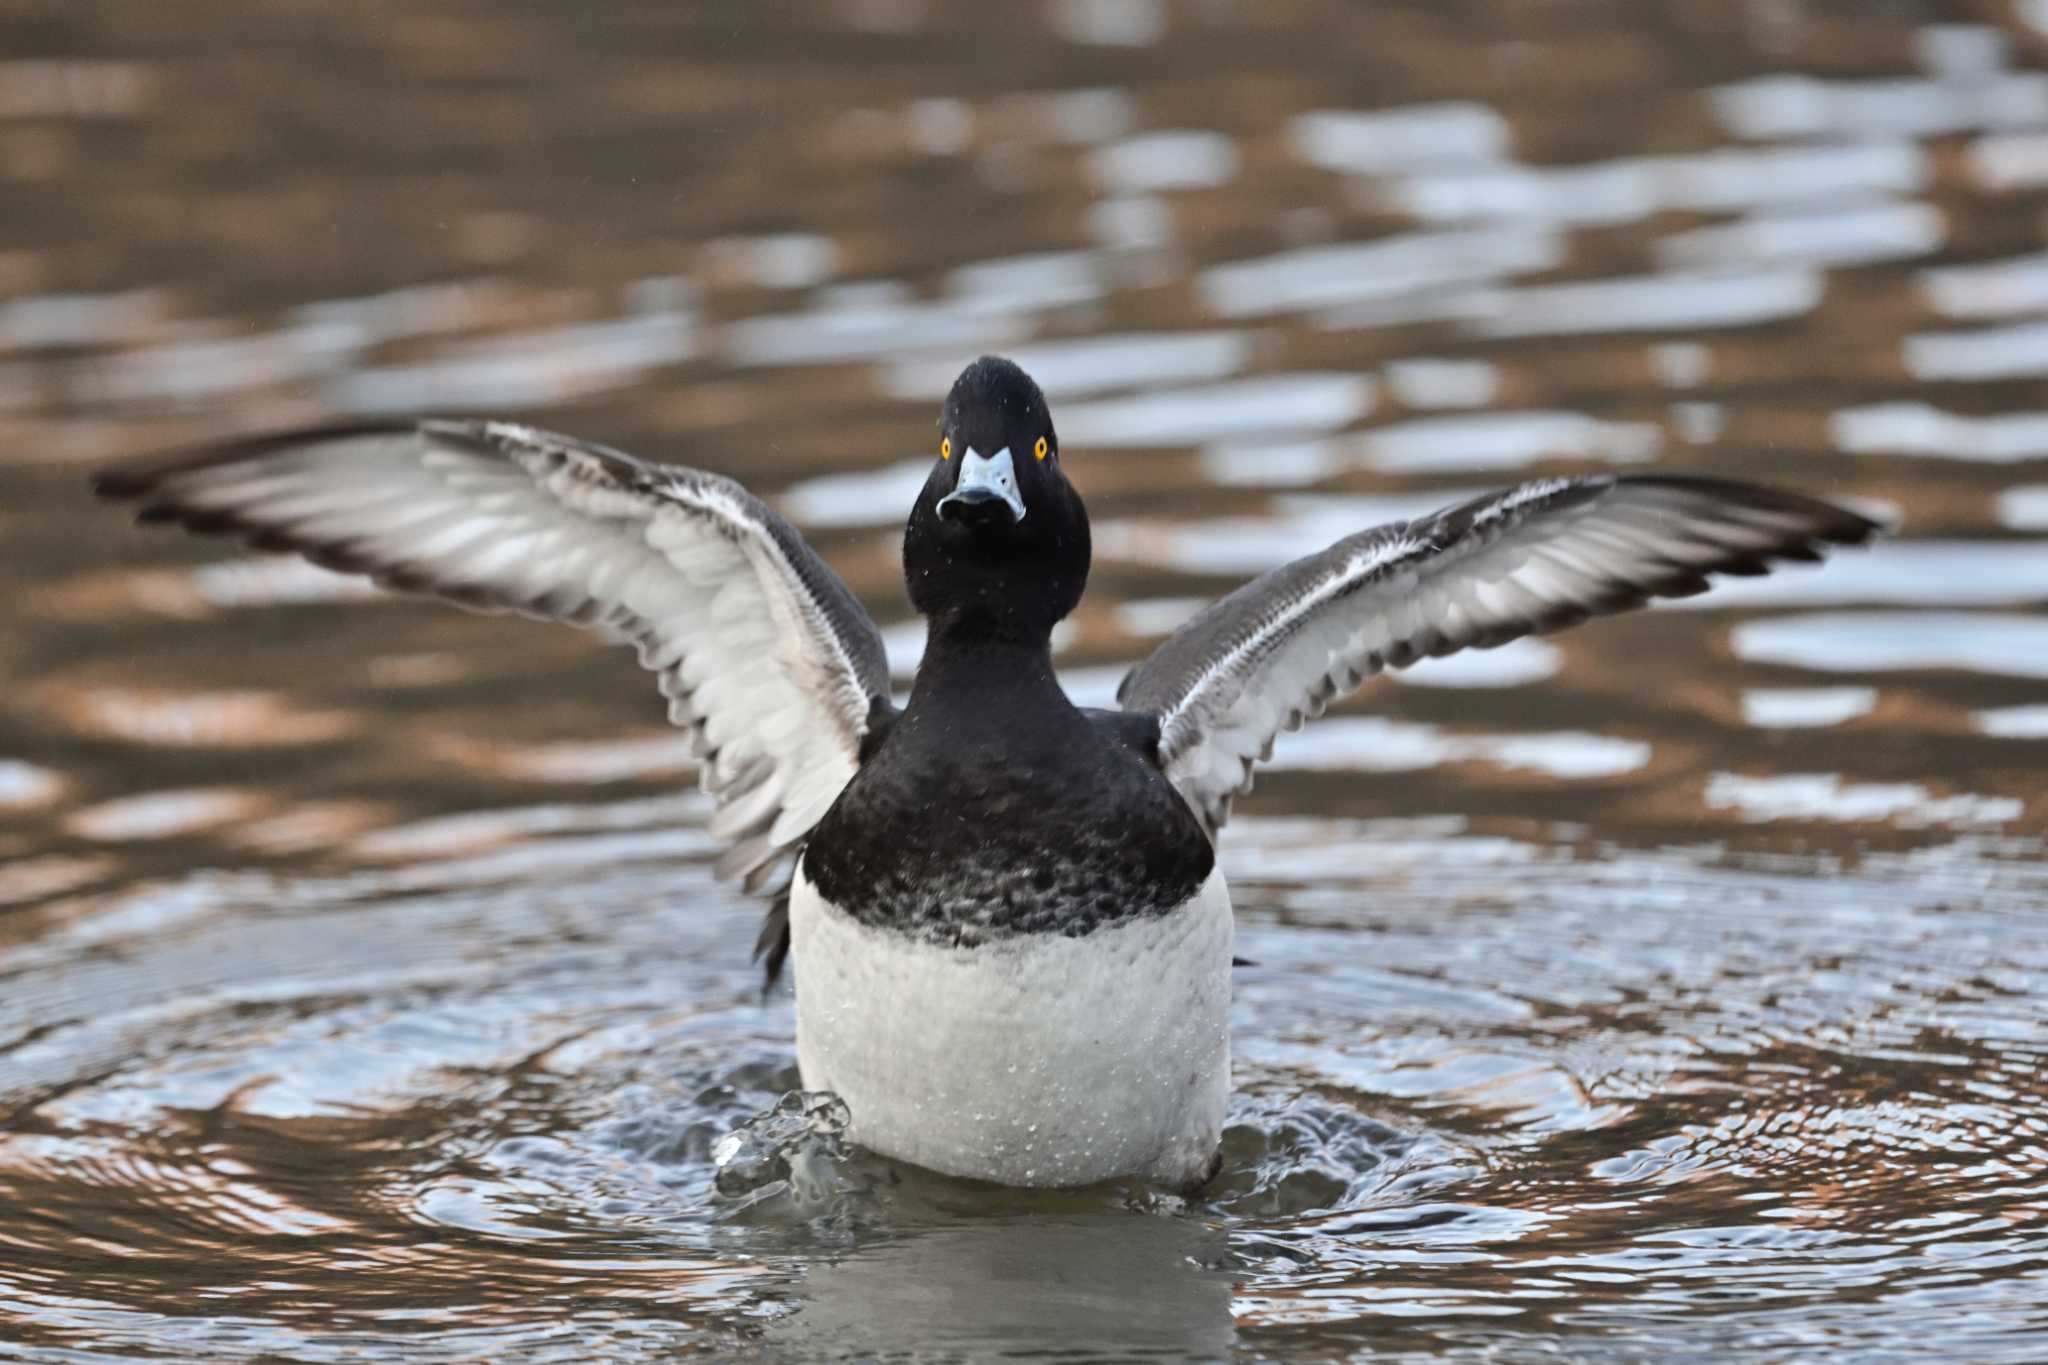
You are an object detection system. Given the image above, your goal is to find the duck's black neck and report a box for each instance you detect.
[909,620,1064,709]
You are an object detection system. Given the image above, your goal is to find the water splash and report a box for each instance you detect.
[712,1089,860,1208]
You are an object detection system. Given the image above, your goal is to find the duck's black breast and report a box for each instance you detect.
[802,688,1216,946]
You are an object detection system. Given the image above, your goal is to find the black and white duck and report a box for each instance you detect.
[94,354,1879,1190]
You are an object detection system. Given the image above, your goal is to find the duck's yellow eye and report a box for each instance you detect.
[1034,435,1049,461]
[940,437,951,461]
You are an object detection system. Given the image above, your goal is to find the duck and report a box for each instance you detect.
[94,355,1879,1191]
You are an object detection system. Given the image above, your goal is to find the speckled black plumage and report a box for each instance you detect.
[803,357,1213,944]
[803,642,1214,944]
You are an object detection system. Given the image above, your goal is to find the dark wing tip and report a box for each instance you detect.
[752,889,792,996]
[89,421,423,506]
[1623,475,1887,548]
[89,464,158,502]
[1114,662,1140,705]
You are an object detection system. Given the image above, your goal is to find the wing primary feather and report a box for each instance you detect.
[95,418,899,927]
[1119,474,1880,835]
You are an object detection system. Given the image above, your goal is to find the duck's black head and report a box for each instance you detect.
[905,356,1090,639]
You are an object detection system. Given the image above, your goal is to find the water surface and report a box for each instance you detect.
[3,2,2046,1359]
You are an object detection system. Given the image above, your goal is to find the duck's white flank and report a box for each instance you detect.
[789,864,1233,1189]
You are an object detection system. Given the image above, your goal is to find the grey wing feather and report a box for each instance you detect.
[1116,475,1882,834]
[94,418,895,892]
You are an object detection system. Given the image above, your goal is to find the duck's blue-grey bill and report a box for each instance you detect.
[937,446,1026,523]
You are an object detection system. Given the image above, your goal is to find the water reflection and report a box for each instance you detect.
[1199,224,1562,317]
[1999,485,2048,527]
[1834,403,2048,462]
[880,329,1249,399]
[1740,686,1877,729]
[1704,771,2023,829]
[773,1215,1235,1360]
[4,0,2048,1358]
[1265,718,1650,780]
[1732,612,2048,677]
[1058,372,1374,446]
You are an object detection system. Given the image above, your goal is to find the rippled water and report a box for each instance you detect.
[4,2,2048,1359]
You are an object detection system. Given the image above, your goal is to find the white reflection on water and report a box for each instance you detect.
[327,312,696,415]
[949,251,1105,311]
[705,233,839,290]
[1731,612,2048,678]
[64,788,264,842]
[1199,405,1663,486]
[1670,399,1726,445]
[1048,0,1163,47]
[69,321,361,408]
[1378,143,1926,227]
[0,758,66,811]
[1741,687,1878,728]
[1057,373,1372,446]
[1650,341,1713,388]
[1920,250,2048,319]
[1110,596,1205,637]
[1656,200,1942,269]
[778,458,929,529]
[1266,717,1649,779]
[1966,128,2048,188]
[1198,438,1341,488]
[1,288,167,349]
[1313,284,1498,332]
[878,619,927,681]
[1289,104,1510,174]
[1915,23,2010,74]
[1903,319,2048,381]
[725,282,1029,367]
[1704,772,2022,829]
[293,279,506,346]
[1711,71,2048,140]
[1833,403,2048,461]
[907,96,970,155]
[1469,267,1823,338]
[1086,130,1238,192]
[1087,193,1175,250]
[1382,358,1500,410]
[1661,541,2048,608]
[1998,486,2048,529]
[878,330,1248,399]
[1977,703,2048,737]
[1361,410,1660,472]
[1198,225,1561,318]
[1055,664,1130,709]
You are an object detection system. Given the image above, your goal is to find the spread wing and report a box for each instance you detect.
[94,419,896,896]
[1116,475,1881,834]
